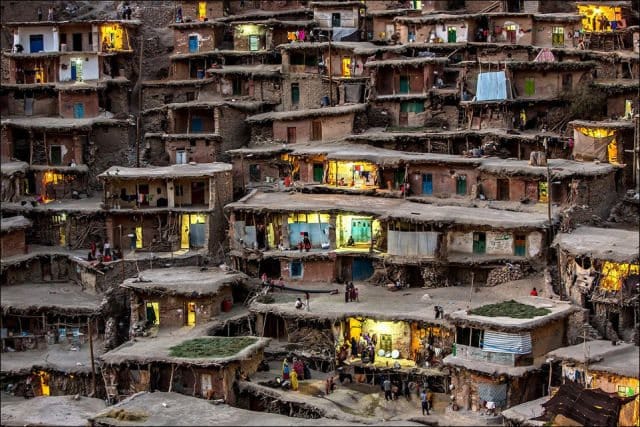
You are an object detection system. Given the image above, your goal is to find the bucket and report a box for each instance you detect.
[221,298,233,312]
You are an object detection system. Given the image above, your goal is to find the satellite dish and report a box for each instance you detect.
[391,349,400,359]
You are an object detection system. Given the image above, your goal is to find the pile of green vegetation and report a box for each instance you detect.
[169,337,258,358]
[469,300,551,319]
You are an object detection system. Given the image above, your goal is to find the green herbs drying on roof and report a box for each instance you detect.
[469,300,551,319]
[169,337,258,358]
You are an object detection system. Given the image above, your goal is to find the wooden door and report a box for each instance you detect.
[473,232,486,254]
[311,120,322,141]
[497,179,509,201]
[286,127,296,144]
[514,235,526,256]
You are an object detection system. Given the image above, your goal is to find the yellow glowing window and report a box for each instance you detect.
[198,2,207,21]
[43,172,66,185]
[100,24,125,50]
[599,262,639,291]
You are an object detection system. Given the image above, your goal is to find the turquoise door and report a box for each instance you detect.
[422,173,433,194]
[399,76,409,93]
[73,103,84,118]
[473,232,486,254]
[188,35,198,53]
[351,219,371,243]
[352,258,374,281]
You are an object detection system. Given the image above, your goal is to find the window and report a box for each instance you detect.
[186,92,195,101]
[505,24,517,44]
[562,73,573,92]
[331,13,341,27]
[249,164,261,182]
[400,101,425,113]
[176,150,187,164]
[291,83,300,105]
[497,178,509,201]
[524,77,535,96]
[290,261,303,278]
[60,33,67,45]
[50,145,63,165]
[287,127,296,144]
[456,175,467,195]
[455,327,484,348]
[311,120,322,140]
[175,184,184,196]
[233,78,242,96]
[249,35,260,51]
[552,26,564,47]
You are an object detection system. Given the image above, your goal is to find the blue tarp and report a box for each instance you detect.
[475,71,509,101]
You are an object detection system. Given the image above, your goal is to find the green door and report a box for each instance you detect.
[399,76,409,93]
[473,232,486,254]
[524,78,535,96]
[394,169,405,189]
[351,219,372,243]
[313,163,324,182]
[456,176,467,195]
[447,27,457,43]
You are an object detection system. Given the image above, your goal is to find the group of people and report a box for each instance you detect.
[297,235,312,252]
[350,333,377,362]
[344,282,359,303]
[381,377,434,415]
[281,357,311,391]
[88,238,122,263]
[36,7,55,21]
[117,2,134,20]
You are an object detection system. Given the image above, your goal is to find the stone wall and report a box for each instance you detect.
[279,258,336,282]
[0,229,27,258]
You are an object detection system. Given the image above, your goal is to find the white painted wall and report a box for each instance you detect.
[485,231,514,255]
[314,8,358,28]
[17,26,59,53]
[448,231,473,253]
[527,231,543,257]
[59,55,100,81]
[434,21,469,42]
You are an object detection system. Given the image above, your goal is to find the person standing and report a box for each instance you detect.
[90,240,97,259]
[103,238,111,257]
[290,369,299,391]
[351,336,358,358]
[530,287,538,296]
[47,6,54,21]
[37,7,43,21]
[421,389,430,415]
[383,377,392,401]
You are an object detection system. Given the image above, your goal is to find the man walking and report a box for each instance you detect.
[383,377,392,401]
[421,389,430,415]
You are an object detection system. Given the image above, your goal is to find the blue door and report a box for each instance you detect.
[352,257,374,281]
[189,223,205,247]
[191,117,203,132]
[29,35,44,53]
[188,35,198,53]
[422,173,433,194]
[71,63,77,81]
[73,103,84,118]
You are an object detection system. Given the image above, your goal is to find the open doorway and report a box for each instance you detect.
[146,302,160,325]
[186,302,196,326]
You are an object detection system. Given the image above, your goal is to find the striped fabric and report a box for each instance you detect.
[482,330,532,354]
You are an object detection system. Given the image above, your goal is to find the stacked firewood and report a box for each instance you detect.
[486,264,524,286]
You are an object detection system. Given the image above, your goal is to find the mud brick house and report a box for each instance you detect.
[167,21,227,80]
[366,8,412,43]
[206,64,282,103]
[546,341,639,427]
[231,19,318,51]
[176,0,226,23]
[225,191,548,284]
[364,56,450,127]
[591,79,640,119]
[122,267,247,332]
[246,104,367,145]
[394,13,477,44]
[531,13,583,48]
[100,336,270,404]
[310,1,365,42]
[506,60,596,101]
[0,161,29,202]
[576,1,637,50]
[226,145,292,195]
[553,226,639,343]
[444,298,579,412]
[144,100,264,165]
[0,216,31,258]
[569,119,636,187]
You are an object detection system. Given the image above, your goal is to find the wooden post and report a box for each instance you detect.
[88,317,97,396]
[168,363,176,392]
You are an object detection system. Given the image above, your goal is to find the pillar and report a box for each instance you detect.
[167,179,175,208]
[281,213,289,247]
[329,214,337,249]
[52,27,59,52]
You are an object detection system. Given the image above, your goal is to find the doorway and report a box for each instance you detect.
[146,302,160,325]
[447,27,457,43]
[135,226,143,249]
[506,24,517,43]
[29,34,44,53]
[341,57,351,77]
[50,145,62,165]
[200,373,213,398]
[287,127,296,144]
[186,302,196,326]
[399,76,409,93]
[422,173,433,194]
[70,58,83,81]
[191,181,205,205]
[514,234,526,256]
[313,163,324,182]
[352,257,374,281]
[473,232,486,254]
[350,218,372,243]
[74,102,85,118]
[456,176,467,195]
[181,213,207,249]
[497,179,509,201]
[72,33,83,51]
[188,35,198,53]
[249,35,260,51]
[191,117,203,132]
[311,120,322,141]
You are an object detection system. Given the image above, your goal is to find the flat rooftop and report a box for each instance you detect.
[0,161,29,177]
[547,340,639,378]
[98,163,232,180]
[121,267,247,296]
[1,395,107,427]
[249,273,549,325]
[553,226,640,263]
[88,391,371,426]
[0,216,31,233]
[246,104,366,123]
[227,191,549,229]
[0,282,102,314]
[1,116,132,130]
[446,297,577,331]
[1,339,105,375]
[100,335,270,366]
